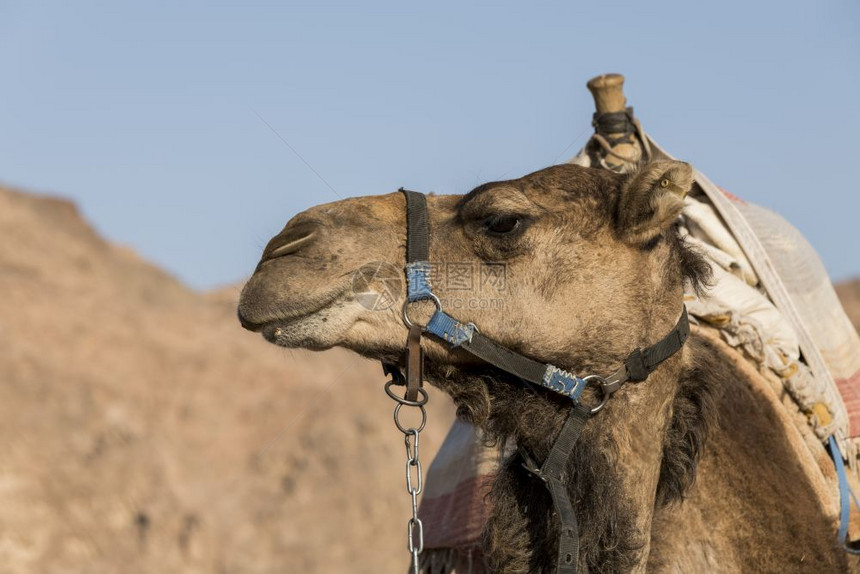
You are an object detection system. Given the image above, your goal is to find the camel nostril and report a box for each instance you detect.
[268,233,315,258]
[263,221,320,261]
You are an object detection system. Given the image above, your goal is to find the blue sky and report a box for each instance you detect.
[1,1,858,289]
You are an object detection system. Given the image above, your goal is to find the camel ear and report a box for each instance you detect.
[615,160,692,245]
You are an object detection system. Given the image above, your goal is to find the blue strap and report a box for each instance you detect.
[406,261,434,302]
[426,310,476,347]
[827,435,860,554]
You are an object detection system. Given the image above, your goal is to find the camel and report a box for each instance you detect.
[238,159,851,572]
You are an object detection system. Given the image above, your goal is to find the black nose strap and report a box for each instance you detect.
[400,189,435,303]
[401,188,430,263]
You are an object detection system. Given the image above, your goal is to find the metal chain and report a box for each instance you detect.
[405,426,424,572]
[387,381,427,574]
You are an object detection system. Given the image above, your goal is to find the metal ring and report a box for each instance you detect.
[401,293,442,330]
[385,381,429,407]
[393,402,427,434]
[582,374,610,416]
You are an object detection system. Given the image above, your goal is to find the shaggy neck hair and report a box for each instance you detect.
[423,225,716,572]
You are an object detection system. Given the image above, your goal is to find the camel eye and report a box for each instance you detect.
[485,214,521,235]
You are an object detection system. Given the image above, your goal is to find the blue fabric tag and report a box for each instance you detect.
[406,261,434,302]
[541,365,586,400]
[426,310,476,347]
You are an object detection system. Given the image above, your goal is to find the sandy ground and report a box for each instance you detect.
[0,184,856,573]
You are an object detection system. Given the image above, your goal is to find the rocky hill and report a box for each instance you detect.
[0,185,455,574]
[0,184,857,574]
[836,279,860,334]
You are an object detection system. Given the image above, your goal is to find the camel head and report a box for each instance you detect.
[239,160,713,570]
[239,160,705,424]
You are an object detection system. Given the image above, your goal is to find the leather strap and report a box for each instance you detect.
[603,308,690,391]
[424,306,689,406]
[592,107,637,147]
[381,190,430,397]
[460,330,549,386]
[469,308,688,390]
[405,325,424,403]
[828,435,860,554]
[401,188,430,263]
[402,189,428,402]
[521,403,592,573]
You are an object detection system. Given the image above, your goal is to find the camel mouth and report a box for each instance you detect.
[237,310,293,335]
[237,308,320,336]
[237,305,340,349]
[237,275,364,350]
[259,321,295,344]
[237,294,342,335]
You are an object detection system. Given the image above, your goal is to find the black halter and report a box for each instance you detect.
[387,188,690,573]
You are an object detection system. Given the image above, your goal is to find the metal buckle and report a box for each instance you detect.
[518,447,547,482]
[602,365,628,394]
[401,293,442,330]
[582,374,610,416]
